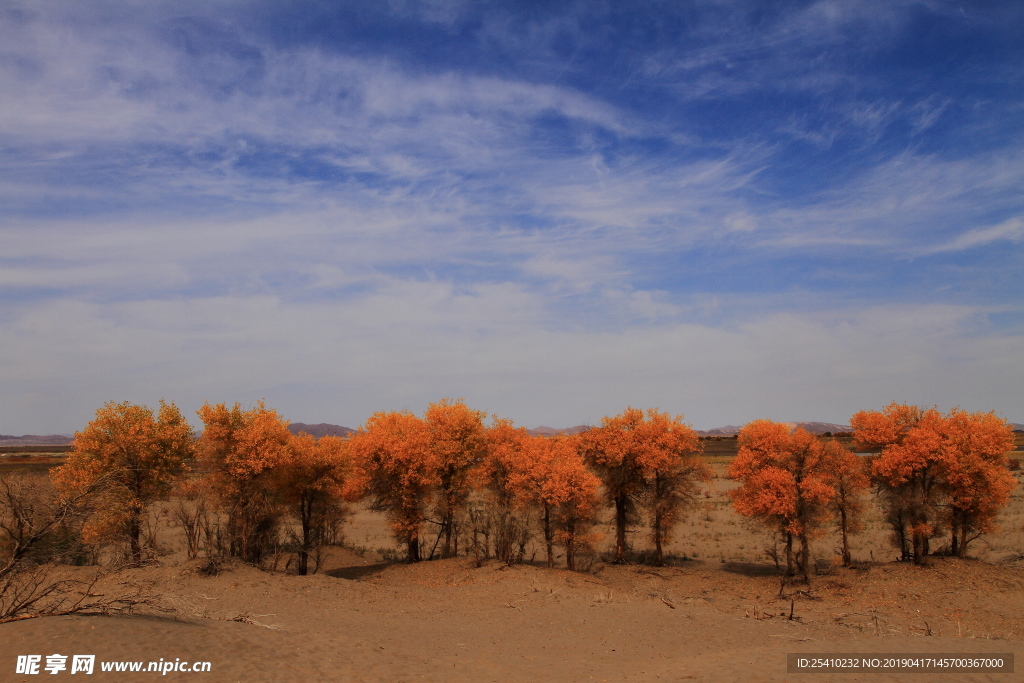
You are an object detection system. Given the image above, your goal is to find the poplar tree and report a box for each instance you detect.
[347,411,435,562]
[580,408,708,565]
[196,402,291,564]
[53,401,194,563]
[275,433,352,575]
[728,422,837,580]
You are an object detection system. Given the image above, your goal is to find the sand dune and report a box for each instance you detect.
[5,551,1022,682]
[5,459,1024,682]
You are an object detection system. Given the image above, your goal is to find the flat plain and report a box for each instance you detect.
[3,439,1024,682]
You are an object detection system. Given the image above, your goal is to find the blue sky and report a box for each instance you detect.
[2,0,1022,433]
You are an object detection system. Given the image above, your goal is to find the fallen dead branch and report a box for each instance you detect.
[229,612,282,630]
[0,567,151,623]
[1,474,154,623]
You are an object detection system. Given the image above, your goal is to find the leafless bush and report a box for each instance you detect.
[1,475,88,569]
[173,498,208,561]
[197,515,230,576]
[465,503,491,567]
[491,507,531,566]
[1,564,148,623]
[573,544,599,573]
[0,474,147,622]
[281,499,347,575]
[141,505,174,558]
[764,535,782,570]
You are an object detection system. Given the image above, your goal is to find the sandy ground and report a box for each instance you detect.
[4,460,1024,682]
[4,551,1023,682]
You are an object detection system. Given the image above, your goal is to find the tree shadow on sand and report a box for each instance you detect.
[719,561,779,577]
[324,563,392,580]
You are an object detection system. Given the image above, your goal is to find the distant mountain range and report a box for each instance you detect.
[288,421,866,437]
[699,421,852,436]
[293,423,594,437]
[288,422,355,438]
[3,419,1020,447]
[527,425,592,436]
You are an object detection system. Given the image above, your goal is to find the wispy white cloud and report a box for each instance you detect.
[1,0,1022,433]
[2,1,1018,264]
[759,150,1024,252]
[923,216,1024,254]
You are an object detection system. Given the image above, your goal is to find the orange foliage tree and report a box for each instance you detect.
[821,441,870,567]
[479,418,529,510]
[543,437,601,571]
[580,407,708,564]
[347,411,435,562]
[852,403,933,561]
[275,433,352,575]
[196,402,292,564]
[633,412,710,566]
[424,399,488,559]
[487,434,600,570]
[727,422,838,579]
[505,435,560,567]
[940,409,1016,557]
[477,418,535,564]
[855,403,1015,562]
[52,401,194,563]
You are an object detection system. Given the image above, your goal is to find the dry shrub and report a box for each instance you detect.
[173,497,207,561]
[491,507,531,566]
[463,502,492,567]
[462,500,531,567]
[0,474,145,622]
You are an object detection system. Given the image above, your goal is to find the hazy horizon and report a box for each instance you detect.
[2,1,1022,435]
[5,412,1024,440]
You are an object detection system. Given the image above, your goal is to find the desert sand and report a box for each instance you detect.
[4,461,1023,682]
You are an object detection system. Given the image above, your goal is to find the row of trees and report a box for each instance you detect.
[727,403,1017,579]
[46,400,712,571]
[52,401,349,574]
[349,404,711,569]
[38,399,1018,577]
[854,404,1016,564]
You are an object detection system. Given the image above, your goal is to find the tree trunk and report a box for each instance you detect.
[442,509,454,559]
[565,519,576,571]
[912,473,930,564]
[950,517,959,558]
[915,524,930,564]
[128,513,143,564]
[654,508,664,567]
[784,533,794,577]
[798,534,810,582]
[889,507,909,561]
[614,495,628,564]
[840,506,851,567]
[471,523,482,567]
[408,534,420,563]
[543,505,554,568]
[297,497,312,576]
